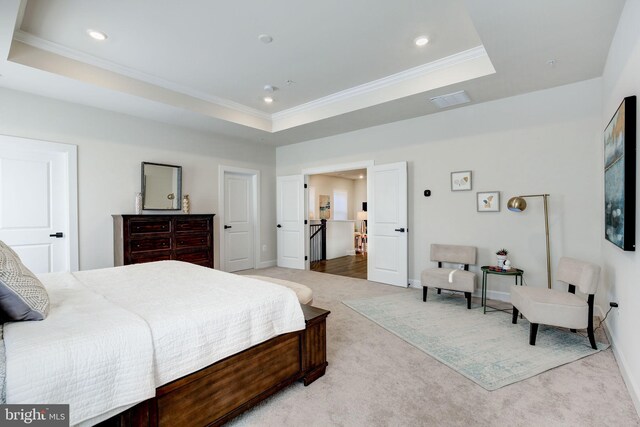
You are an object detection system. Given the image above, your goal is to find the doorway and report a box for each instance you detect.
[0,135,79,273]
[307,168,368,280]
[219,166,260,272]
[276,160,408,287]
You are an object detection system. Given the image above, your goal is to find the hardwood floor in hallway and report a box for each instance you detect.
[310,253,367,279]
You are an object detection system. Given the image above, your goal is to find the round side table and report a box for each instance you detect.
[481,266,524,314]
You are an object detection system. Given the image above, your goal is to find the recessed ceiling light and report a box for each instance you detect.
[263,96,274,104]
[258,34,273,44]
[263,85,276,93]
[414,36,429,47]
[87,29,108,41]
[359,175,364,179]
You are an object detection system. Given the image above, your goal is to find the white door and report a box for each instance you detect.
[0,136,78,273]
[368,162,408,286]
[277,175,305,269]
[223,172,254,272]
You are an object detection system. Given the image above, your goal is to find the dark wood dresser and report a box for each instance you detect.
[113,214,215,268]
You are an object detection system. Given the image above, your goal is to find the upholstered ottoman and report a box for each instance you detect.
[245,275,314,305]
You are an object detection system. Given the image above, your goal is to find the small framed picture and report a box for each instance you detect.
[451,171,472,191]
[477,191,500,212]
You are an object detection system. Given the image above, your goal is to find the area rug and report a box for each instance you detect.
[343,289,609,390]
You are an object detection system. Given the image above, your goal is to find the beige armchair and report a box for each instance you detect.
[421,244,477,309]
[511,257,601,349]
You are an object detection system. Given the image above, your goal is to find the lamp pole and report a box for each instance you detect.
[519,194,551,289]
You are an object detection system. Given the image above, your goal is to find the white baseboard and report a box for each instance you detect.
[408,279,421,288]
[257,260,276,269]
[604,323,640,418]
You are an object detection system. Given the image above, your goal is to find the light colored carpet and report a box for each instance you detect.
[231,268,639,427]
[344,290,608,390]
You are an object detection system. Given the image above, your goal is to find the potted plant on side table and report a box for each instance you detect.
[496,248,508,269]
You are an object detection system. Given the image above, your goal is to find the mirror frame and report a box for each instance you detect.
[141,162,182,210]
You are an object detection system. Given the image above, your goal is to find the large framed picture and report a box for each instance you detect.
[477,191,500,212]
[451,170,472,191]
[604,96,636,251]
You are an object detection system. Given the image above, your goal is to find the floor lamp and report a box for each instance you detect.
[507,194,552,289]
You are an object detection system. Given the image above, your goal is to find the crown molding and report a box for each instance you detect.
[271,46,488,122]
[13,30,271,122]
[12,29,491,133]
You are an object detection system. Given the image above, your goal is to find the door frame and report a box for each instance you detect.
[0,134,79,271]
[302,160,374,271]
[218,165,260,272]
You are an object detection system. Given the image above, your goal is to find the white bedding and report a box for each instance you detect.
[74,261,306,385]
[3,261,306,426]
[3,272,156,426]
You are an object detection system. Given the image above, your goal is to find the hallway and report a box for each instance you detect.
[310,253,367,279]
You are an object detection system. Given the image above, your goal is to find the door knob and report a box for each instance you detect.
[277,224,282,228]
[224,225,232,229]
[394,228,405,232]
[49,232,64,238]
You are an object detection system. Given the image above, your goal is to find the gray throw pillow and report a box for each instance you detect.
[0,241,50,321]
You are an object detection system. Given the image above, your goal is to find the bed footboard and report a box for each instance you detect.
[100,305,329,427]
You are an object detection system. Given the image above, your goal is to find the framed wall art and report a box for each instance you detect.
[477,191,500,212]
[451,170,472,191]
[604,95,636,251]
[319,194,331,220]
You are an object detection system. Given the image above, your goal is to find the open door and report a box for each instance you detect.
[276,175,305,269]
[367,162,408,286]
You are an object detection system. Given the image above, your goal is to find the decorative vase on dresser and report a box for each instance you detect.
[113,214,215,268]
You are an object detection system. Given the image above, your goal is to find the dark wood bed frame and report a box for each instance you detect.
[99,304,329,427]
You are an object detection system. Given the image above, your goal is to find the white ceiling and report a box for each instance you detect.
[0,0,626,146]
[320,169,367,181]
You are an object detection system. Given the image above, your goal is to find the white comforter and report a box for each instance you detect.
[3,272,156,426]
[74,261,306,385]
[3,261,305,426]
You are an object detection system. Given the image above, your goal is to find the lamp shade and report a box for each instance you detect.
[507,196,527,212]
[356,211,368,221]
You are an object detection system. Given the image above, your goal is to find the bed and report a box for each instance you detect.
[1,260,329,426]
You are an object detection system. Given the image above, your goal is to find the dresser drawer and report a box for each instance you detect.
[129,219,172,234]
[175,234,210,249]
[130,251,172,264]
[130,237,172,253]
[176,218,210,232]
[176,250,212,267]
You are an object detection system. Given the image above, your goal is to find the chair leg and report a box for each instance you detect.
[512,307,519,324]
[529,323,539,346]
[587,324,597,350]
[437,288,441,295]
[423,286,427,302]
[587,294,597,349]
[464,292,471,309]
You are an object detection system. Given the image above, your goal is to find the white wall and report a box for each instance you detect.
[601,0,640,413]
[278,78,603,302]
[353,178,367,218]
[325,220,356,259]
[0,87,277,270]
[308,174,357,220]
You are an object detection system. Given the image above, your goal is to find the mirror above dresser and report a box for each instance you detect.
[141,162,182,210]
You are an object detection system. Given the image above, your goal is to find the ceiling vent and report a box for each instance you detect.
[429,90,471,109]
